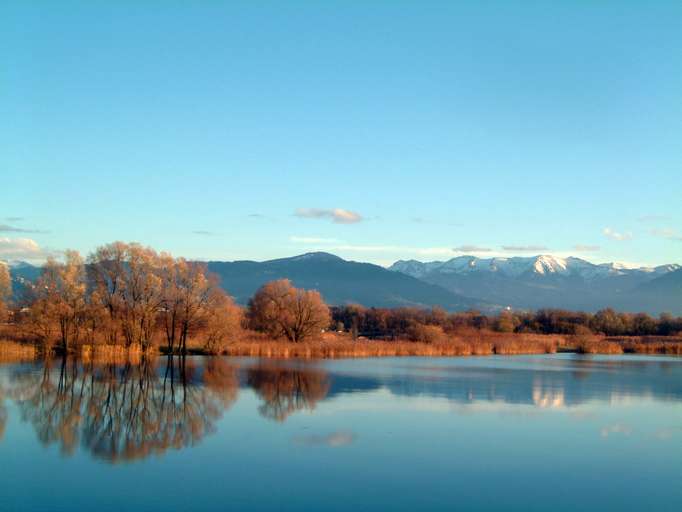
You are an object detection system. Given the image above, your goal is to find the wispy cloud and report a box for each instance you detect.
[501,245,549,252]
[603,227,633,241]
[247,213,266,219]
[0,237,56,262]
[452,245,493,253]
[295,208,363,224]
[192,230,217,236]
[650,228,682,241]
[0,223,48,234]
[5,217,24,222]
[290,236,342,244]
[573,244,601,252]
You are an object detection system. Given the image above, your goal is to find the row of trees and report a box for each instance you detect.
[331,305,682,339]
[4,242,330,351]
[2,242,680,351]
[12,243,243,353]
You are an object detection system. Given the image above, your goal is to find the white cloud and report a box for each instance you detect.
[501,245,549,252]
[453,245,493,253]
[603,227,633,241]
[295,208,363,224]
[573,244,601,252]
[0,237,54,262]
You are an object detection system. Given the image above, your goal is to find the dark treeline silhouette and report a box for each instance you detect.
[331,305,682,339]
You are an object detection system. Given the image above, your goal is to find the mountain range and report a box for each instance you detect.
[4,253,681,314]
[389,255,682,314]
[205,253,481,310]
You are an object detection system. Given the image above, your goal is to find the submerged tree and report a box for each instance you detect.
[247,279,330,342]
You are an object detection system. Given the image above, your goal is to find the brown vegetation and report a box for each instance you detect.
[12,241,243,356]
[247,279,330,342]
[1,240,681,360]
[216,331,562,359]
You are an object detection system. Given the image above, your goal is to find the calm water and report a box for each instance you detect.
[1,354,681,511]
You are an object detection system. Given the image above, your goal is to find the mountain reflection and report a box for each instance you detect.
[10,356,239,463]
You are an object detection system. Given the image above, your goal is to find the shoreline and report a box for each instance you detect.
[2,333,682,364]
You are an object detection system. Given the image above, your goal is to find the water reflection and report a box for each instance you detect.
[8,356,239,463]
[1,354,682,463]
[246,364,330,422]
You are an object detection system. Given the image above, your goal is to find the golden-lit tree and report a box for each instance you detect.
[88,242,163,350]
[201,291,243,354]
[27,251,87,351]
[159,258,217,354]
[247,279,330,342]
[0,262,11,322]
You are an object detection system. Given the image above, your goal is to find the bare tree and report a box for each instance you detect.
[0,262,11,322]
[88,242,163,350]
[28,251,86,352]
[201,291,242,354]
[247,279,330,342]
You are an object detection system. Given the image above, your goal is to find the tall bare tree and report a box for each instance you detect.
[0,262,11,322]
[29,251,86,351]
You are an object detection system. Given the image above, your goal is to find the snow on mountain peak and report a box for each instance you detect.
[389,255,680,281]
[533,255,568,275]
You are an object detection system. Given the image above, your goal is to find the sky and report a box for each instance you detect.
[1,1,681,267]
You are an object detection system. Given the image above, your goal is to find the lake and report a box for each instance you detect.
[1,354,681,511]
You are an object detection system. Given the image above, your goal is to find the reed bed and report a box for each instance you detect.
[607,336,682,355]
[0,340,37,363]
[219,332,563,359]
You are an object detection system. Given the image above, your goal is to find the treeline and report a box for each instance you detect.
[331,306,682,340]
[0,242,329,353]
[11,243,243,353]
[1,241,681,355]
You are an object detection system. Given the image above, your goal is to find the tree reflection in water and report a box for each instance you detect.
[11,356,239,463]
[246,364,330,422]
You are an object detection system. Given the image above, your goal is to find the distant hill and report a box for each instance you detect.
[624,268,682,314]
[6,253,680,314]
[206,252,484,311]
[389,255,682,314]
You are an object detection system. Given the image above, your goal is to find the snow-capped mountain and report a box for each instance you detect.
[390,255,679,281]
[389,255,682,314]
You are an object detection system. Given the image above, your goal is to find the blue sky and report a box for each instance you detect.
[2,1,681,267]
